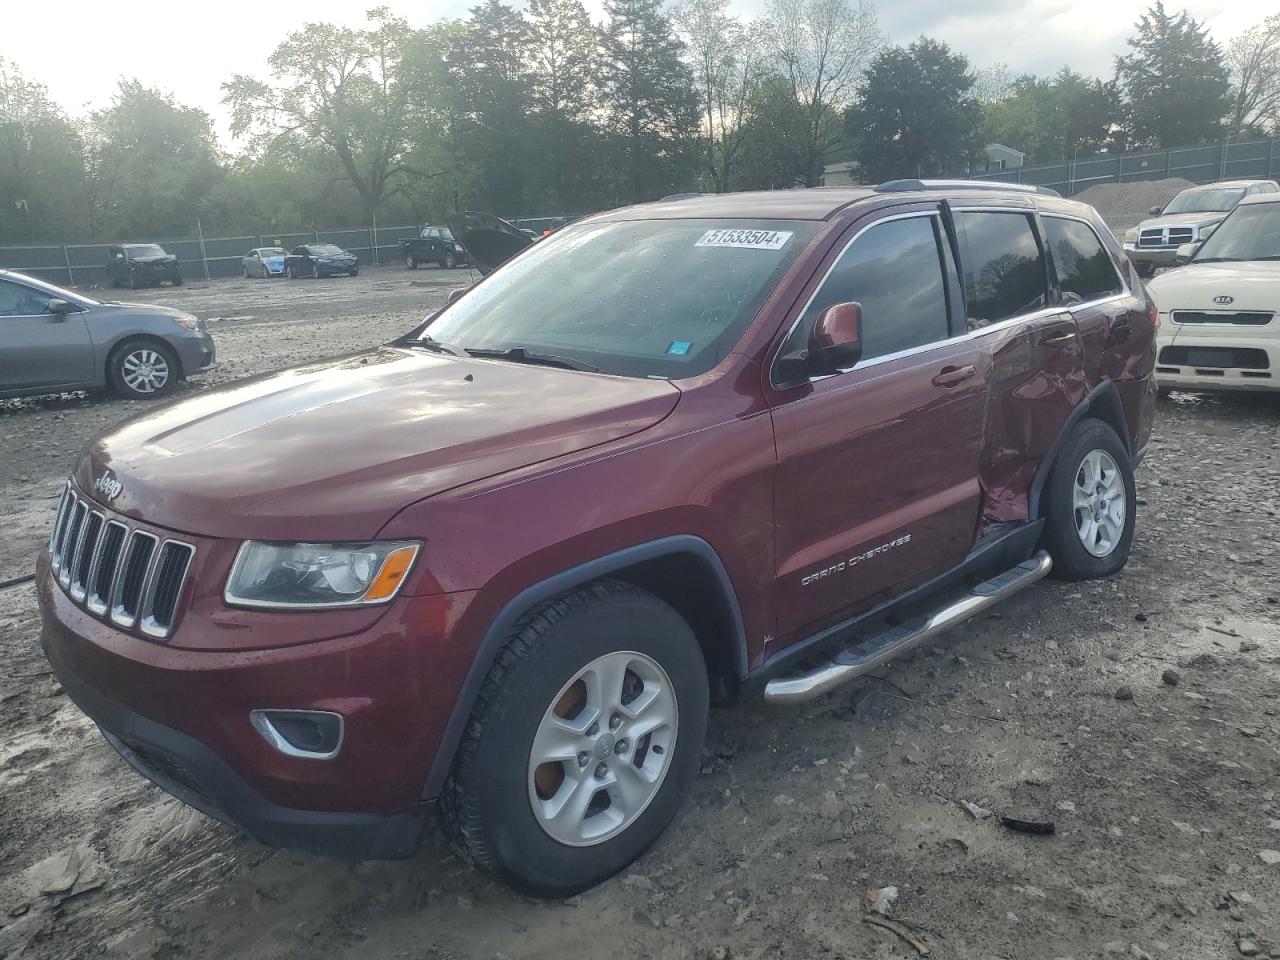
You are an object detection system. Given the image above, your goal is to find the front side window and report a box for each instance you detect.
[1194,203,1280,262]
[1044,217,1124,304]
[782,215,951,364]
[423,218,818,379]
[0,279,54,317]
[955,211,1047,328]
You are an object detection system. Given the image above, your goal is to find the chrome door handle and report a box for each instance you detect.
[932,364,977,387]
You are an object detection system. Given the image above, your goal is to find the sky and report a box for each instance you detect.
[2,0,1260,149]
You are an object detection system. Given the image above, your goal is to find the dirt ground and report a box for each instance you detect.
[2,266,1279,960]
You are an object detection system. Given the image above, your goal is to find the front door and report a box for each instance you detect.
[768,209,990,646]
[0,278,94,390]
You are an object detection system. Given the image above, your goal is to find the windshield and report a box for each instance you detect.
[420,218,818,379]
[310,244,345,255]
[257,248,287,258]
[125,244,168,258]
[1193,203,1280,262]
[1163,187,1246,215]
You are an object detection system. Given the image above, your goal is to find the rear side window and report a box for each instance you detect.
[1043,217,1124,304]
[955,212,1047,328]
[785,215,951,363]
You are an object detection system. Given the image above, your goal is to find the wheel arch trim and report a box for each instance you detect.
[1028,378,1130,520]
[420,534,747,799]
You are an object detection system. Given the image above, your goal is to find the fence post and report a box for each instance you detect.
[1165,148,1172,179]
[314,229,320,244]
[1220,137,1229,179]
[1270,139,1277,178]
[196,218,211,280]
[371,209,379,266]
[62,245,75,287]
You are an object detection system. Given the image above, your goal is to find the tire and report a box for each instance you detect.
[313,263,321,279]
[243,266,251,278]
[1043,418,1137,580]
[108,339,178,400]
[442,251,458,269]
[442,580,709,897]
[172,276,183,286]
[128,270,140,290]
[287,265,297,279]
[1135,262,1155,279]
[350,268,359,277]
[405,254,418,270]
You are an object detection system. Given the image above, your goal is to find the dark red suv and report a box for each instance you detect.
[39,181,1157,896]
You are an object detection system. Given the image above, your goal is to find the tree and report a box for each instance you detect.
[90,80,223,238]
[972,63,1013,105]
[599,0,700,202]
[223,8,429,220]
[0,58,87,242]
[847,37,982,182]
[1114,2,1231,148]
[982,69,1120,165]
[674,0,764,192]
[1227,15,1280,135]
[763,0,880,186]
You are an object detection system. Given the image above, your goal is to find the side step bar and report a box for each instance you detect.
[763,550,1053,705]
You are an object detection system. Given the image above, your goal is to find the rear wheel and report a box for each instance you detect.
[442,580,708,897]
[287,264,298,279]
[108,339,178,400]
[1044,418,1136,580]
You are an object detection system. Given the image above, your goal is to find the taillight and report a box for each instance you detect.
[1148,302,1160,334]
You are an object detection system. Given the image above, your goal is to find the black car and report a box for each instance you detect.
[107,244,184,288]
[284,243,359,279]
[399,226,470,270]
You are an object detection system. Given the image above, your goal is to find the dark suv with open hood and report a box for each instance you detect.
[40,180,1157,897]
[107,244,184,288]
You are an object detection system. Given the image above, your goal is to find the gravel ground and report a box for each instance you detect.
[1076,178,1197,233]
[1,264,1279,960]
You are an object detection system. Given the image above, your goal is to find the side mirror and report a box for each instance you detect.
[1174,242,1199,265]
[1149,205,1163,216]
[446,286,470,305]
[776,301,864,383]
[46,298,74,315]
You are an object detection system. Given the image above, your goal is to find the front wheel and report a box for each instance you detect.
[1043,418,1137,580]
[349,267,359,277]
[108,339,178,400]
[442,251,457,269]
[442,581,708,897]
[405,254,418,270]
[286,265,298,279]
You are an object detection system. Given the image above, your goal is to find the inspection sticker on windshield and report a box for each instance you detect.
[695,228,793,251]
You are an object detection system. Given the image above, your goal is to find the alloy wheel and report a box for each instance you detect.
[527,650,677,847]
[1073,449,1126,558]
[120,348,170,395]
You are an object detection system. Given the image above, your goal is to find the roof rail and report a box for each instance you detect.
[875,179,1062,198]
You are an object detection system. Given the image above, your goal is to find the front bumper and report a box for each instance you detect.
[316,261,358,275]
[174,332,216,376]
[1155,333,1280,391]
[1123,244,1179,266]
[38,551,491,859]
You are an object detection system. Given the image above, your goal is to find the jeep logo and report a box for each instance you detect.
[94,471,123,501]
[1214,295,1234,305]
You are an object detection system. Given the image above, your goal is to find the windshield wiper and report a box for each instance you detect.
[1193,257,1243,263]
[463,346,600,373]
[410,336,460,356]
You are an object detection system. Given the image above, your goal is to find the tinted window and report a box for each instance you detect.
[0,279,54,317]
[784,216,951,364]
[124,244,167,258]
[955,212,1047,327]
[1044,217,1124,304]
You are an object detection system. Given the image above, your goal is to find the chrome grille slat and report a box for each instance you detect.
[47,483,195,639]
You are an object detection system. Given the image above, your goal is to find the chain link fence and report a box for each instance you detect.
[0,215,571,288]
[967,136,1280,197]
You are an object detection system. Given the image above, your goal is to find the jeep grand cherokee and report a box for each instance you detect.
[39,180,1157,896]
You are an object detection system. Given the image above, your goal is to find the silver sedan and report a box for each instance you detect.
[0,269,216,401]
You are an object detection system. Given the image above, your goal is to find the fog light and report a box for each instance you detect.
[250,709,344,760]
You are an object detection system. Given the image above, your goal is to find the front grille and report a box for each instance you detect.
[1172,310,1273,325]
[1138,229,1164,247]
[1167,227,1194,245]
[1158,346,1271,369]
[1138,226,1195,248]
[48,483,196,639]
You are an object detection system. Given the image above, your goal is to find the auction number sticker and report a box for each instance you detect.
[695,228,793,250]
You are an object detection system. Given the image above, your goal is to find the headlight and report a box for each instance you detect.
[173,314,199,331]
[1198,223,1218,240]
[225,540,420,609]
[1124,228,1139,244]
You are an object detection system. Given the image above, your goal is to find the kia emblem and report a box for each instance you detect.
[1214,295,1234,305]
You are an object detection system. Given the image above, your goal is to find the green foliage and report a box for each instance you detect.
[982,69,1119,165]
[847,38,982,182]
[1115,1,1231,148]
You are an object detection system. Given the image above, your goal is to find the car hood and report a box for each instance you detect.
[73,346,680,540]
[129,255,179,264]
[447,211,534,275]
[92,301,198,324]
[1139,211,1226,231]
[1148,260,1280,312]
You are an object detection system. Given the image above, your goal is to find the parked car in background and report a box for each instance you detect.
[399,226,470,270]
[106,244,184,289]
[285,243,359,278]
[1122,179,1278,276]
[0,268,214,400]
[39,181,1155,897]
[1149,190,1280,394]
[242,247,289,278]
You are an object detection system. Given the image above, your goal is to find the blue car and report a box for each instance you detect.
[242,247,289,278]
[285,243,359,279]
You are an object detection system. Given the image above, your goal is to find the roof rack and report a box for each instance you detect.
[875,179,1062,198]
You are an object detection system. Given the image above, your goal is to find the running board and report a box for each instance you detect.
[763,550,1053,705]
